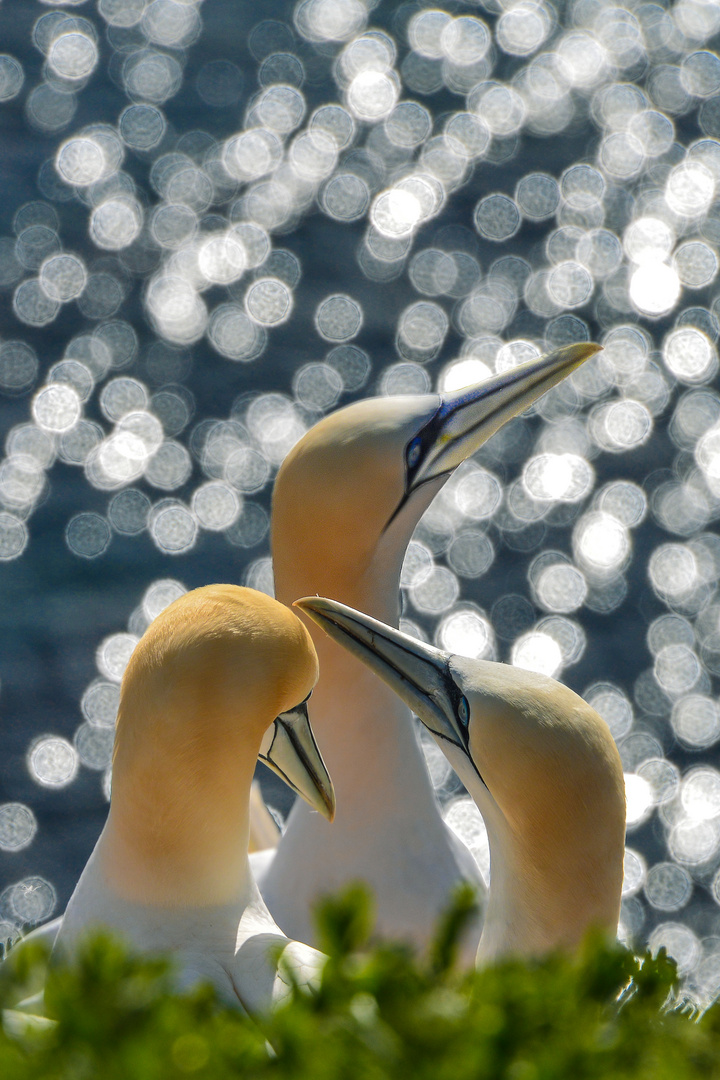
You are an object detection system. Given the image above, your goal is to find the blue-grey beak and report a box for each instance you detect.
[258,700,335,821]
[404,342,601,498]
[294,596,470,757]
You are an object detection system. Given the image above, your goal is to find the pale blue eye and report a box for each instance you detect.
[407,437,422,468]
[458,697,469,726]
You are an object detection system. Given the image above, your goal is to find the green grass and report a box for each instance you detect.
[2,887,719,1080]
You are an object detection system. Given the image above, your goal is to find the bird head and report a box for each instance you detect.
[113,585,334,820]
[295,596,626,953]
[273,344,600,609]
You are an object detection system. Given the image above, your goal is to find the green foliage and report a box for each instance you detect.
[2,889,720,1080]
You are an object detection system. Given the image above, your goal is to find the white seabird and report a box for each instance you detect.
[296,596,626,962]
[49,584,335,1013]
[258,343,602,958]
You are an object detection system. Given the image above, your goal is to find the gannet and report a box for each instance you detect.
[50,585,335,1013]
[296,596,626,962]
[259,343,602,956]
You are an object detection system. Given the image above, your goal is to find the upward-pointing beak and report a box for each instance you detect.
[258,701,336,822]
[294,596,469,756]
[408,342,601,494]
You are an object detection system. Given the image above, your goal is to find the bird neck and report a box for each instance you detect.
[101,733,260,908]
[276,543,448,824]
[477,804,622,963]
[437,741,622,963]
[309,634,442,822]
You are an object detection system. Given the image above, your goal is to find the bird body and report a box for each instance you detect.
[296,596,626,963]
[259,344,601,957]
[52,585,334,1012]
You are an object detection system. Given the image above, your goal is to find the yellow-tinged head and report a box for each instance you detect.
[114,585,319,771]
[273,344,601,608]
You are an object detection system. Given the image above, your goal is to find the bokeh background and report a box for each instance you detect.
[1,0,720,1003]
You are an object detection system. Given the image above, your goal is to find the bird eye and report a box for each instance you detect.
[406,436,422,469]
[457,696,469,726]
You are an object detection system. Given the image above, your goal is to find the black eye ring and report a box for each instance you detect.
[458,696,469,726]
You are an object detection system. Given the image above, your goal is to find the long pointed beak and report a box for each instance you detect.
[294,597,469,755]
[410,342,601,492]
[258,701,336,821]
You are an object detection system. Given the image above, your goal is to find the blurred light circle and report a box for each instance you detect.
[13,279,60,327]
[143,578,187,622]
[629,262,680,316]
[622,847,646,898]
[48,32,98,80]
[97,633,138,682]
[198,233,246,285]
[293,363,342,412]
[474,194,520,241]
[371,188,423,238]
[625,773,654,828]
[0,804,37,852]
[443,797,490,883]
[440,358,492,392]
[624,217,674,265]
[645,862,692,911]
[56,137,107,186]
[347,69,398,122]
[32,384,81,433]
[673,240,718,288]
[28,737,78,788]
[81,680,120,728]
[0,55,24,101]
[511,631,563,676]
[0,341,38,395]
[672,694,720,749]
[454,466,502,520]
[409,9,451,58]
[192,482,239,531]
[681,767,720,821]
[6,876,56,925]
[315,294,362,341]
[515,172,559,220]
[208,304,266,362]
[91,198,143,250]
[39,253,86,302]
[648,543,698,602]
[410,566,460,614]
[573,512,630,576]
[523,453,593,502]
[548,261,592,307]
[536,563,587,613]
[437,607,493,659]
[669,817,720,864]
[497,3,550,55]
[665,162,714,216]
[150,501,197,554]
[663,327,717,384]
[561,163,605,208]
[295,0,367,43]
[321,173,370,221]
[585,683,633,740]
[0,513,28,561]
[245,278,292,325]
[66,513,111,558]
[119,104,166,150]
[74,723,114,770]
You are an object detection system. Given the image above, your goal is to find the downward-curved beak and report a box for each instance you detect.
[409,341,601,494]
[294,596,469,756]
[258,701,336,821]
